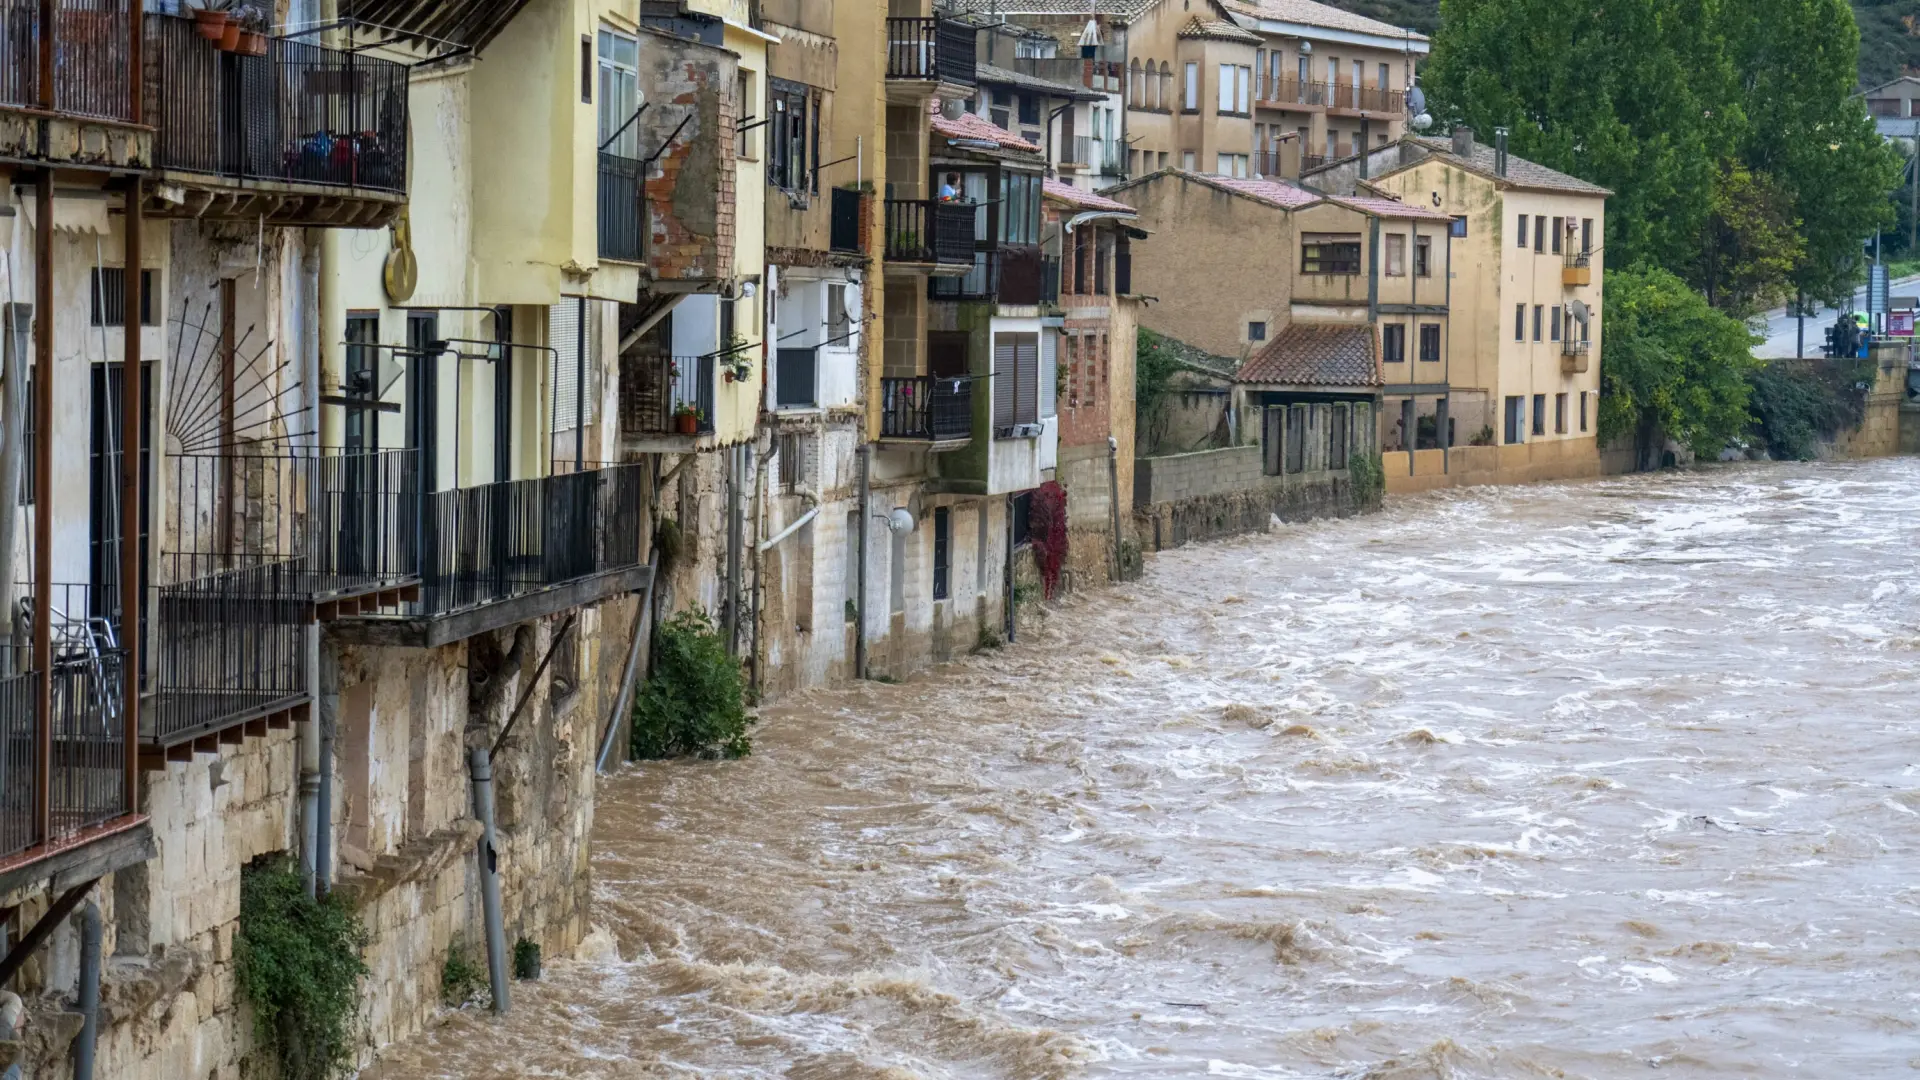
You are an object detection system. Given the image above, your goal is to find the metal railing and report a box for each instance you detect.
[880,376,973,442]
[146,14,409,192]
[885,16,975,87]
[1561,338,1591,357]
[619,353,715,437]
[1259,77,1328,108]
[1301,153,1330,172]
[598,151,644,262]
[0,0,135,121]
[413,463,646,618]
[1564,248,1592,269]
[1066,134,1092,166]
[885,199,975,265]
[830,187,861,253]
[150,556,306,746]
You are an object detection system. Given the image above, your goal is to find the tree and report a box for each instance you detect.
[1694,161,1804,317]
[1597,267,1762,467]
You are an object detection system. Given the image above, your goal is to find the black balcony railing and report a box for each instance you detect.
[830,187,862,253]
[0,0,135,121]
[1301,154,1330,172]
[146,14,408,193]
[930,246,1051,304]
[1564,249,1592,269]
[886,16,975,87]
[1115,248,1132,296]
[150,556,307,747]
[885,199,976,265]
[1561,338,1591,357]
[413,463,645,618]
[599,151,644,262]
[880,376,973,443]
[619,353,716,437]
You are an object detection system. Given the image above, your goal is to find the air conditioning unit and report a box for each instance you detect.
[1010,422,1043,438]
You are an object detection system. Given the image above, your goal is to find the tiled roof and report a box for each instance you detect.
[1223,0,1430,42]
[1043,177,1136,214]
[931,108,1044,156]
[1326,194,1453,222]
[1181,171,1321,209]
[974,62,1103,101]
[1176,14,1262,42]
[1235,323,1379,388]
[948,0,1161,18]
[1408,136,1612,197]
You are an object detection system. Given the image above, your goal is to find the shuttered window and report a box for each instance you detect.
[548,300,597,433]
[992,331,1039,436]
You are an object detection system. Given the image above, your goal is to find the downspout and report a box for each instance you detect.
[1106,434,1121,581]
[597,552,659,772]
[468,748,510,1014]
[303,229,341,898]
[70,900,99,1080]
[854,442,869,679]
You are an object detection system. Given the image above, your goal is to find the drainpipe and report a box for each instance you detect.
[70,900,99,1080]
[1106,434,1121,581]
[315,688,332,895]
[299,713,319,896]
[0,304,25,675]
[854,442,869,679]
[724,448,743,654]
[1003,495,1015,644]
[467,747,510,1014]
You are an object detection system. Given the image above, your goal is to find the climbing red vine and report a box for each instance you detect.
[1028,481,1069,599]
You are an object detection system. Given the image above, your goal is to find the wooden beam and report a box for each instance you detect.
[218,726,244,746]
[0,881,95,988]
[192,735,218,757]
[244,718,267,739]
[165,743,193,763]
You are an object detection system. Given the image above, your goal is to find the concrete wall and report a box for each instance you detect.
[1133,443,1373,551]
[1382,437,1603,493]
[1831,343,1910,459]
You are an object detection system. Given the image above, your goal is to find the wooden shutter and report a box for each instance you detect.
[994,336,1016,434]
[1263,406,1284,475]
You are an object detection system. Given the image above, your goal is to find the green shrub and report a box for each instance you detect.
[236,856,370,1080]
[632,608,753,760]
[1349,453,1384,506]
[513,937,542,981]
[441,946,488,1008]
[1747,356,1873,461]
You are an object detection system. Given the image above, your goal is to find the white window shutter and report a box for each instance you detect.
[1039,330,1057,419]
[994,337,1016,433]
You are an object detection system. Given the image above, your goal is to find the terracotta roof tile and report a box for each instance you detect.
[931,108,1044,155]
[1408,137,1612,197]
[1176,14,1263,42]
[1181,171,1321,209]
[1326,194,1454,222]
[1043,177,1136,214]
[1223,0,1429,41]
[1235,323,1380,388]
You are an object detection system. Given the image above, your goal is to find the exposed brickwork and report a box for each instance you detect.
[638,35,740,283]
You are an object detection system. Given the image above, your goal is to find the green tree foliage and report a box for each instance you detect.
[1852,0,1920,87]
[1747,356,1875,459]
[632,608,753,760]
[1695,161,1805,316]
[236,856,370,1080]
[1597,268,1762,464]
[1134,328,1183,453]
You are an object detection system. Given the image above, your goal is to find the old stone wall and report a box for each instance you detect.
[1830,344,1909,459]
[1133,445,1373,552]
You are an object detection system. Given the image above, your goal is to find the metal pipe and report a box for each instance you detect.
[32,169,51,849]
[724,447,742,654]
[1106,435,1121,581]
[854,442,869,679]
[468,747,510,1015]
[757,505,819,552]
[316,694,332,895]
[72,901,100,1080]
[120,178,142,817]
[597,555,658,773]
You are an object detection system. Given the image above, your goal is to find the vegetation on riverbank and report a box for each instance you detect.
[1746,356,1877,459]
[632,608,753,760]
[236,856,369,1080]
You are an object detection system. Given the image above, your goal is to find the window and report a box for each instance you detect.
[344,313,380,452]
[992,331,1040,436]
[1237,65,1251,113]
[1248,321,1267,342]
[1516,213,1528,249]
[1504,395,1525,443]
[1532,393,1546,436]
[1384,234,1406,276]
[1302,233,1362,275]
[778,432,802,489]
[769,79,812,191]
[1218,63,1234,113]
[1419,323,1441,362]
[735,70,756,158]
[932,506,950,601]
[827,283,851,344]
[1533,215,1545,253]
[1298,54,1309,84]
[1532,304,1543,341]
[1184,62,1199,111]
[989,87,1011,130]
[580,36,592,102]
[1514,303,1525,342]
[1255,50,1267,97]
[1580,391,1590,432]
[1017,92,1040,126]
[598,29,639,158]
[89,268,157,327]
[1550,305,1561,341]
[999,172,1042,244]
[1450,215,1467,238]
[1415,236,1431,277]
[1094,231,1112,294]
[1330,404,1349,470]
[1378,62,1390,90]
[1327,57,1339,87]
[1181,150,1196,171]
[1582,218,1594,254]
[1382,323,1406,362]
[1554,392,1568,434]
[1551,216,1563,254]
[1214,152,1247,177]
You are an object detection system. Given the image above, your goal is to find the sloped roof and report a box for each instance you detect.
[344,0,533,53]
[931,108,1044,156]
[1223,0,1429,43]
[1236,323,1379,388]
[975,63,1104,101]
[1404,136,1612,197]
[1104,169,1320,210]
[1326,194,1453,222]
[948,0,1161,18]
[1176,14,1262,43]
[1043,177,1135,214]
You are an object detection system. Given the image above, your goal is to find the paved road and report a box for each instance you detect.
[1754,273,1920,357]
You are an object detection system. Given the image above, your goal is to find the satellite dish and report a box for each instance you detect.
[886,508,915,535]
[1407,86,1426,115]
[1569,299,1591,324]
[1411,112,1433,132]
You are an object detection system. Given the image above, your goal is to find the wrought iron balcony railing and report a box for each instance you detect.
[0,0,135,121]
[619,353,716,437]
[885,199,975,265]
[880,376,973,443]
[599,151,644,262]
[885,17,975,87]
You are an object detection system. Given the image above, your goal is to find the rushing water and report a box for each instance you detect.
[364,461,1920,1079]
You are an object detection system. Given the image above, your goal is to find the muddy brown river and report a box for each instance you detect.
[363,461,1920,1079]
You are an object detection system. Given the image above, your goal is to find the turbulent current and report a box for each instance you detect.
[362,461,1920,1079]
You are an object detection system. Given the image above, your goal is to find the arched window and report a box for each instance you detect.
[1144,58,1158,109]
[1159,61,1172,111]
[1129,58,1142,107]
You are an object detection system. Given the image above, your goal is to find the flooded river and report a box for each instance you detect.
[364,461,1920,1079]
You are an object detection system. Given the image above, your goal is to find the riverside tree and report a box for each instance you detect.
[1596,267,1761,468]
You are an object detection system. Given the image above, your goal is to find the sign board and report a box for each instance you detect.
[1892,310,1915,337]
[1868,262,1890,319]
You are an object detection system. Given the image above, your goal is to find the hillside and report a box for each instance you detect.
[1319,0,1907,89]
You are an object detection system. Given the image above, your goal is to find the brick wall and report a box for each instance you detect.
[638,33,739,282]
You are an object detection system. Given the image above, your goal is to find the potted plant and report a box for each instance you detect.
[719,334,753,384]
[672,403,702,435]
[236,6,268,56]
[191,0,232,41]
[217,5,244,51]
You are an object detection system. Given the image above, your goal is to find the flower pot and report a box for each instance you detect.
[193,9,228,39]
[675,413,699,435]
[217,21,242,50]
[239,31,267,56]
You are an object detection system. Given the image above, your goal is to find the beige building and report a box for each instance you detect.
[1351,130,1611,490]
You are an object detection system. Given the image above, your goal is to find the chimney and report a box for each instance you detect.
[1451,126,1474,158]
[1493,126,1509,177]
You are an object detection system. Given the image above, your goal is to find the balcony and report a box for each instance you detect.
[619,353,717,442]
[885,17,975,98]
[932,245,1051,305]
[1561,339,1591,373]
[1563,249,1592,287]
[1327,83,1406,115]
[0,624,138,870]
[0,0,150,168]
[1256,77,1329,110]
[884,199,975,270]
[333,463,649,649]
[142,15,409,225]
[1301,153,1331,172]
[599,151,644,262]
[879,376,973,448]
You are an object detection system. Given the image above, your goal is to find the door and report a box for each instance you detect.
[89,363,151,638]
